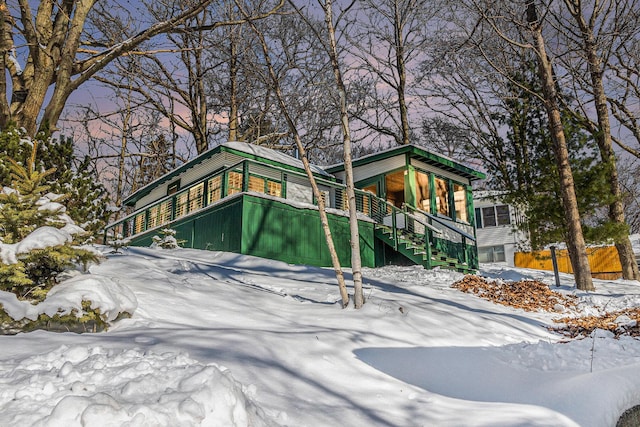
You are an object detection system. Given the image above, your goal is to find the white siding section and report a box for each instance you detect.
[476,226,520,247]
[411,159,470,185]
[249,162,282,180]
[286,176,313,204]
[474,195,530,266]
[135,186,170,211]
[350,155,406,183]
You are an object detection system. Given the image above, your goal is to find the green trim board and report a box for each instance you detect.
[325,144,485,182]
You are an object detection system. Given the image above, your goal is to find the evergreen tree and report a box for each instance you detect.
[151,228,185,249]
[487,60,621,250]
[0,141,99,301]
[0,127,110,237]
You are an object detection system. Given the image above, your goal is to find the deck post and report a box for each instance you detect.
[424,228,432,269]
[462,236,468,266]
[242,161,250,192]
[392,207,398,251]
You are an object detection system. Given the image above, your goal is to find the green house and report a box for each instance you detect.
[104,142,485,272]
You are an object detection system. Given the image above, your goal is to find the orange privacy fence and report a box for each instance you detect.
[514,246,622,280]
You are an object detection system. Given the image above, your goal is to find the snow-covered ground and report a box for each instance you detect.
[1,246,640,426]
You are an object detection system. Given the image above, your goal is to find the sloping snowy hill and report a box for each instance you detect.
[1,246,640,426]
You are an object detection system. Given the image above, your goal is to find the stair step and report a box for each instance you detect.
[375,224,476,274]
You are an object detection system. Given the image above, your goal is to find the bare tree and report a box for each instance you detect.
[420,116,476,161]
[348,0,441,146]
[525,1,593,290]
[430,0,594,290]
[608,40,640,158]
[65,84,179,208]
[94,21,212,154]
[0,0,285,137]
[619,157,640,235]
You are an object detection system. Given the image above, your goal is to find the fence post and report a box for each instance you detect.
[550,245,561,287]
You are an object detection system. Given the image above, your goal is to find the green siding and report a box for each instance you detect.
[241,195,375,268]
[191,199,243,252]
[125,194,375,269]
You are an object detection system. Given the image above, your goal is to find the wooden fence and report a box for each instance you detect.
[514,246,623,280]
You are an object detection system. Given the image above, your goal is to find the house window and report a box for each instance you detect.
[187,183,204,212]
[147,201,172,229]
[167,181,180,195]
[208,175,222,204]
[266,180,281,197]
[175,191,189,218]
[246,174,282,197]
[435,177,450,217]
[476,205,511,229]
[227,171,243,195]
[453,183,468,222]
[482,206,497,227]
[478,245,506,263]
[496,205,511,225]
[385,170,405,208]
[414,171,430,212]
[134,212,146,234]
[248,175,265,193]
[355,191,371,215]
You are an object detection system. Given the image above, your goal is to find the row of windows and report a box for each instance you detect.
[475,205,511,228]
[411,170,470,223]
[131,172,283,235]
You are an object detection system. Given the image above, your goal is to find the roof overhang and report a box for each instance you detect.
[324,144,486,182]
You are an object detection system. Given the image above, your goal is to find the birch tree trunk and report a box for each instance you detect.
[321,0,364,308]
[244,11,351,307]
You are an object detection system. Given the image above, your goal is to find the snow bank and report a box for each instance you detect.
[0,225,81,264]
[0,274,137,322]
[0,345,275,427]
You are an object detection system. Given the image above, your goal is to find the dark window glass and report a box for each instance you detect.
[496,205,511,225]
[475,208,483,228]
[482,206,496,227]
[168,181,180,195]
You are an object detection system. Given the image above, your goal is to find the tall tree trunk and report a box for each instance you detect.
[192,27,209,154]
[393,0,410,145]
[564,1,640,280]
[228,29,240,142]
[245,13,351,307]
[527,1,594,291]
[2,0,286,136]
[116,107,130,210]
[323,0,364,308]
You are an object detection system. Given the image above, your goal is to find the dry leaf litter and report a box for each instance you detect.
[452,275,640,339]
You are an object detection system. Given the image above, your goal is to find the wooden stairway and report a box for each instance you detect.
[374,225,475,274]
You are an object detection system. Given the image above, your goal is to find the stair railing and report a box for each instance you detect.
[344,189,445,266]
[402,203,476,267]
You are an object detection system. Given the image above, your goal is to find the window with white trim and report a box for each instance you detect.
[475,205,511,228]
